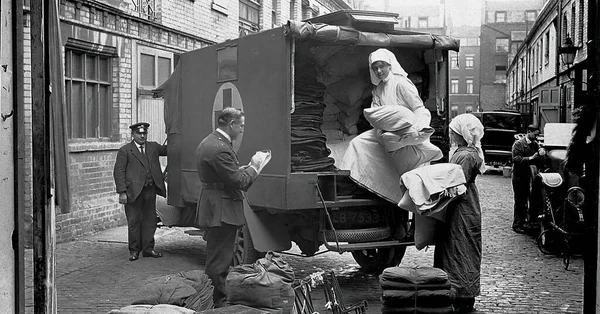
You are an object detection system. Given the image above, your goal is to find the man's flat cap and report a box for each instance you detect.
[130,122,150,133]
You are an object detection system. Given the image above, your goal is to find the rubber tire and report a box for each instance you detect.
[232,225,263,267]
[351,246,407,274]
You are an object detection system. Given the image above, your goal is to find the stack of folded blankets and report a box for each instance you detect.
[380,266,453,314]
[291,55,335,172]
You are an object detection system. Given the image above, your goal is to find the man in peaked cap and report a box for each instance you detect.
[113,122,167,261]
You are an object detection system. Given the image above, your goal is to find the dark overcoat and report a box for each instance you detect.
[113,141,167,202]
[195,131,258,227]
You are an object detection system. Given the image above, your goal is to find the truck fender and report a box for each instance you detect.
[538,172,563,188]
[243,200,292,252]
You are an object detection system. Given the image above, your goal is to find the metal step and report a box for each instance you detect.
[321,239,414,253]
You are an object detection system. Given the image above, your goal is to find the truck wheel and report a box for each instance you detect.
[232,225,263,267]
[351,246,406,274]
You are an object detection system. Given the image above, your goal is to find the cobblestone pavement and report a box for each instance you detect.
[25,174,584,313]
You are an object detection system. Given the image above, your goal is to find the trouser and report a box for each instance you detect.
[512,176,530,229]
[205,224,239,308]
[125,185,157,253]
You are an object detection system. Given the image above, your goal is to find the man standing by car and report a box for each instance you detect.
[511,124,543,234]
[113,122,167,261]
[196,107,267,307]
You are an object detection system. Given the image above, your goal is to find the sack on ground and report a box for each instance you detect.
[226,251,295,313]
[109,304,197,314]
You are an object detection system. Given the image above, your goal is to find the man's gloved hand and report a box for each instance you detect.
[118,192,127,204]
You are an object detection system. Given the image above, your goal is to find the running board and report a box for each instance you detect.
[322,239,414,253]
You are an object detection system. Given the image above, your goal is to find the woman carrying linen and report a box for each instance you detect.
[368,48,431,130]
[433,113,485,313]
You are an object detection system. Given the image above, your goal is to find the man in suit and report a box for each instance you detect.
[196,107,262,307]
[511,124,543,234]
[113,122,167,261]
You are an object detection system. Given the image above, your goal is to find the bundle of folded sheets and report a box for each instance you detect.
[380,266,453,314]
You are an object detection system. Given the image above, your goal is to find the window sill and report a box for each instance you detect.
[69,141,123,153]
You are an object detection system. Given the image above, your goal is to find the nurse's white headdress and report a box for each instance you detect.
[368,48,408,85]
[449,113,487,174]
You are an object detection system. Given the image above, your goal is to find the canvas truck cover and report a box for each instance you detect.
[154,18,457,208]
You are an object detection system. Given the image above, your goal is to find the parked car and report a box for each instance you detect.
[472,110,524,167]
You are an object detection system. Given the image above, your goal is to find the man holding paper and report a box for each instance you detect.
[195,107,269,307]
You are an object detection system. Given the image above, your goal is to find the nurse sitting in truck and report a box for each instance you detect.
[340,48,442,206]
[369,48,431,129]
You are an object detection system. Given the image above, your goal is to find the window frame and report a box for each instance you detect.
[466,79,474,94]
[495,11,506,23]
[451,55,459,69]
[64,47,114,140]
[465,55,474,68]
[495,37,509,53]
[450,79,459,94]
[525,10,537,22]
[138,46,175,92]
[240,0,261,27]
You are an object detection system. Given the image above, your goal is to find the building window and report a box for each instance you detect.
[562,14,569,40]
[465,56,474,68]
[495,11,506,23]
[466,79,474,94]
[579,0,584,45]
[290,0,295,20]
[451,56,459,69]
[525,10,537,22]
[65,49,113,139]
[571,3,576,43]
[495,38,509,53]
[451,105,459,118]
[465,106,473,113]
[451,79,459,94]
[418,17,428,28]
[139,49,173,90]
[495,65,507,83]
[544,32,550,64]
[240,0,260,36]
[272,0,278,28]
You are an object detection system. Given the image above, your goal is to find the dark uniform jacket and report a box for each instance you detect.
[113,141,167,202]
[511,137,540,179]
[195,131,258,228]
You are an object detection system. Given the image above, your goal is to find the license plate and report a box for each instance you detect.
[330,209,383,228]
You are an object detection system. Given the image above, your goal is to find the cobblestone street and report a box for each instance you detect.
[25,174,584,313]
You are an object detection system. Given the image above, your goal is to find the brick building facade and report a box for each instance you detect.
[506,0,588,130]
[21,0,353,243]
[479,0,545,111]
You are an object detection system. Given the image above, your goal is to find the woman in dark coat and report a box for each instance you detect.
[434,113,485,313]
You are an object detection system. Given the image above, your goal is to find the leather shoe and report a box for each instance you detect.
[142,250,163,258]
[129,252,139,261]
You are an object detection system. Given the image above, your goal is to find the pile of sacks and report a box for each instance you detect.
[109,270,214,313]
[322,76,371,144]
[380,266,453,314]
[291,53,335,172]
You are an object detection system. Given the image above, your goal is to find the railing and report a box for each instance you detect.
[130,0,158,21]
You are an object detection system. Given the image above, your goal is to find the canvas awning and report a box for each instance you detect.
[284,20,460,51]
